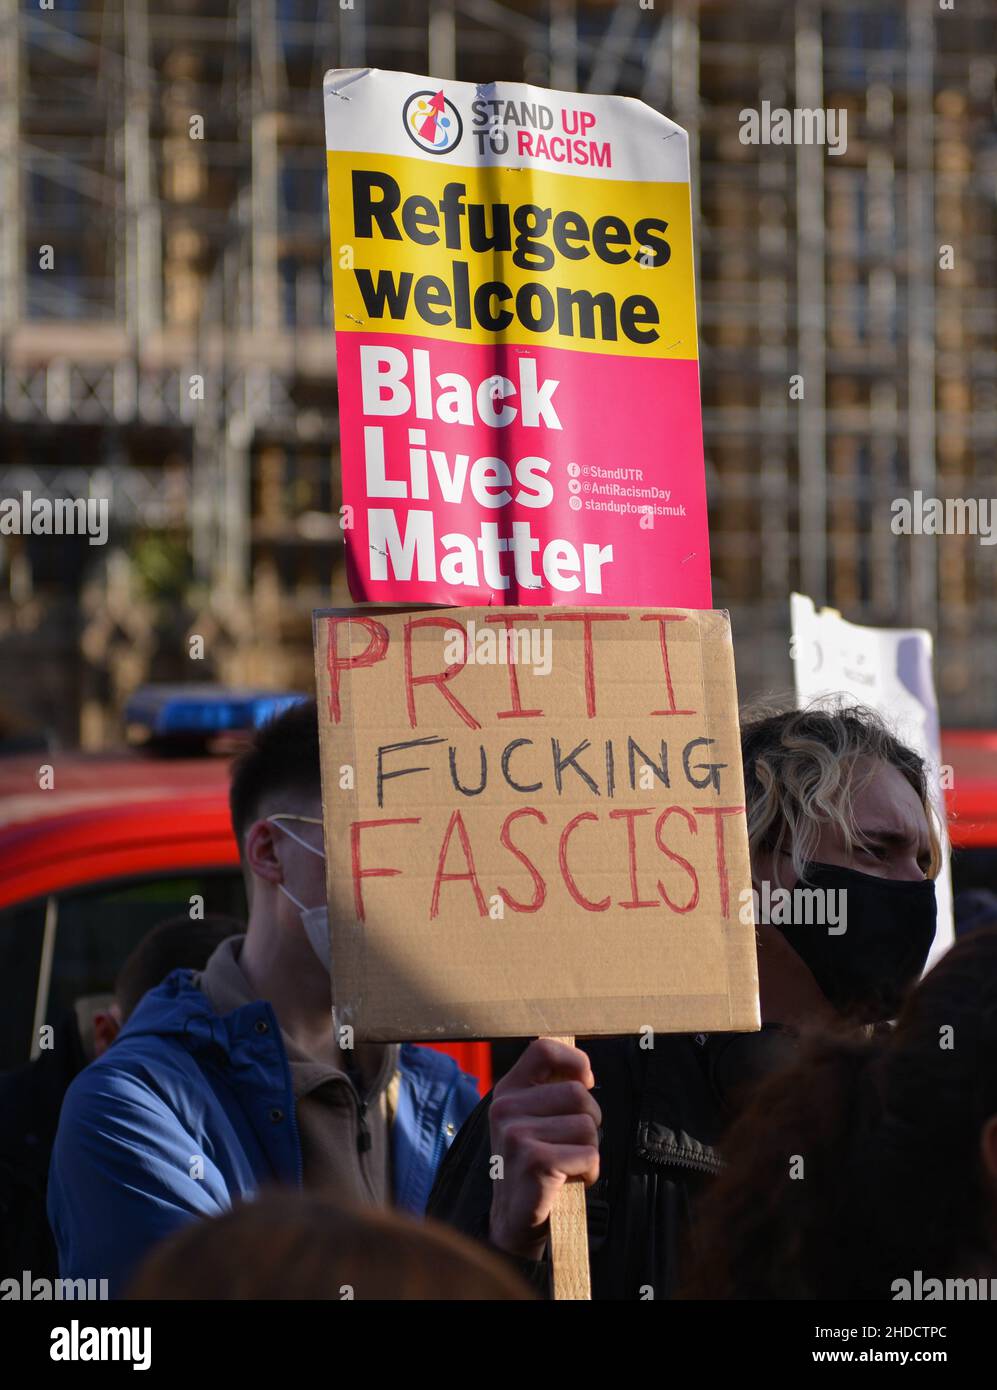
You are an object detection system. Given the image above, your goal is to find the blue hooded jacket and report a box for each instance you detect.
[47,968,480,1296]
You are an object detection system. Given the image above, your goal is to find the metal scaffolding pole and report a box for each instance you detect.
[795,0,828,605]
[587,0,641,95]
[428,0,457,79]
[906,0,938,630]
[670,0,701,319]
[251,0,281,337]
[548,0,578,93]
[639,9,673,110]
[123,0,162,342]
[339,0,366,70]
[758,48,793,622]
[222,415,251,597]
[0,0,22,335]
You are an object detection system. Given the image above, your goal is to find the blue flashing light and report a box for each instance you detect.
[126,686,309,738]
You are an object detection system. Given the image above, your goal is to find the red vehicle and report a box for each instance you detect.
[0,687,491,1088]
[939,730,997,852]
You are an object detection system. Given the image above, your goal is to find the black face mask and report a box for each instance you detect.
[773,861,937,1021]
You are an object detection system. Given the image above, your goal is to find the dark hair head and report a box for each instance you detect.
[125,1191,533,1300]
[228,698,321,853]
[683,928,997,1298]
[114,913,242,1020]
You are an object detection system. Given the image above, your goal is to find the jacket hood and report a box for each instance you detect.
[116,967,232,1046]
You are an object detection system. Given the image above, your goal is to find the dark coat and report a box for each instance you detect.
[0,1011,88,1281]
[427,1028,795,1299]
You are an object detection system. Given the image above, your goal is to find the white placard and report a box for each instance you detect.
[790,593,954,966]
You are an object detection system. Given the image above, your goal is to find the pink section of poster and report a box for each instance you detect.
[337,331,711,608]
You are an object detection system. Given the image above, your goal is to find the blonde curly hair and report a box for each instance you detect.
[740,700,943,885]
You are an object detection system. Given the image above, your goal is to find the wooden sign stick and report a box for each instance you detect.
[546,1034,592,1301]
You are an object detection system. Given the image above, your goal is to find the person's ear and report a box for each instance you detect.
[245,819,284,889]
[92,1003,122,1058]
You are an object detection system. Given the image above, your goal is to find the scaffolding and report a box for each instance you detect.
[1,0,996,742]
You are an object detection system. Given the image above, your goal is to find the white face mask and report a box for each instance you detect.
[267,815,331,972]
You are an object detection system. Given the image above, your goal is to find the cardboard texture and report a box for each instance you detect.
[314,605,760,1041]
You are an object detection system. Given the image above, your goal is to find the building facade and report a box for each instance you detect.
[1,0,995,741]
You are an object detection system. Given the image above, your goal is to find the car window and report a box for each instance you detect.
[43,872,248,1038]
[951,846,997,891]
[0,898,47,1069]
[950,846,997,936]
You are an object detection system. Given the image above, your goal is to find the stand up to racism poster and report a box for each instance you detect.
[324,68,710,608]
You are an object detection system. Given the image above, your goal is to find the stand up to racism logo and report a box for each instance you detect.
[403,88,463,154]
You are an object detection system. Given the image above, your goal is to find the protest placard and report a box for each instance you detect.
[323,68,709,609]
[313,606,758,1041]
[790,594,954,965]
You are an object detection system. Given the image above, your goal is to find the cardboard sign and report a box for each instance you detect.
[314,606,758,1041]
[790,594,954,966]
[323,68,710,609]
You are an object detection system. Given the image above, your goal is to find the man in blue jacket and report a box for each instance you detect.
[48,700,480,1296]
